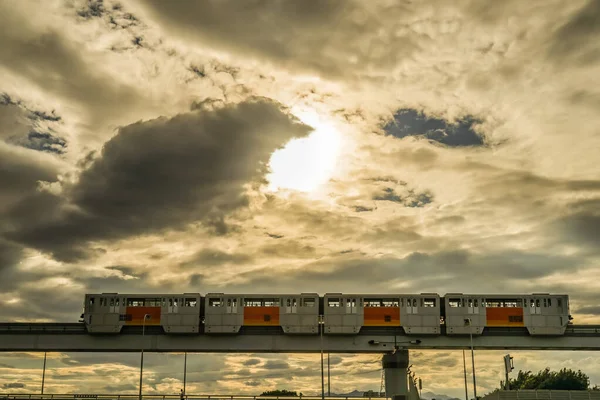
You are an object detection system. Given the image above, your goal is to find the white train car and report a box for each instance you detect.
[444,293,571,335]
[83,293,201,334]
[203,293,319,334]
[323,293,441,335]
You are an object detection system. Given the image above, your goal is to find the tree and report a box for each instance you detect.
[260,390,302,397]
[506,368,590,390]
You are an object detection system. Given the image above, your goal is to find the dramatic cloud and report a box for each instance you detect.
[2,98,311,262]
[1,0,600,396]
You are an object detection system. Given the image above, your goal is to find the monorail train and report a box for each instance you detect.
[82,292,572,336]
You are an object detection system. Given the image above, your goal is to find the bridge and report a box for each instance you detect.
[2,323,600,400]
[1,323,600,352]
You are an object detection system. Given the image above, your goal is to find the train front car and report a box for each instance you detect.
[323,293,441,335]
[83,293,201,334]
[444,293,570,336]
[203,293,319,334]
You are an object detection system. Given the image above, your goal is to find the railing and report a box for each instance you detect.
[0,395,390,400]
[483,390,600,400]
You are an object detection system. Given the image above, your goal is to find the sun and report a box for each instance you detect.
[266,110,342,193]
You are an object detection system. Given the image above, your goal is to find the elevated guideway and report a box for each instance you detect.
[1,323,600,352]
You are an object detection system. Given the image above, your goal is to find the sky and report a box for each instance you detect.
[0,0,599,396]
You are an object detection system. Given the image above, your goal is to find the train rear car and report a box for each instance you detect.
[83,293,201,334]
[323,293,440,335]
[203,293,319,334]
[444,293,570,335]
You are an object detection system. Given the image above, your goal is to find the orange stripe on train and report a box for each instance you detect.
[363,307,400,327]
[125,306,161,326]
[243,306,280,326]
[485,307,524,327]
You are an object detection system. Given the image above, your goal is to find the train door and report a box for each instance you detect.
[285,298,298,314]
[346,298,357,314]
[467,298,479,315]
[530,298,541,315]
[406,298,418,314]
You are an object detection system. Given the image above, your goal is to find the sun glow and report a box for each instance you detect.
[266,111,342,193]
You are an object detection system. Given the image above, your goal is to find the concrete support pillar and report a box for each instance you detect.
[383,350,409,400]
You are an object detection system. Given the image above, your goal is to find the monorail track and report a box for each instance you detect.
[1,323,599,337]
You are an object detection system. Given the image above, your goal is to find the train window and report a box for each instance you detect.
[169,298,173,307]
[264,298,280,306]
[474,299,478,307]
[400,299,404,307]
[536,299,540,307]
[162,298,166,307]
[174,299,179,307]
[116,298,120,307]
[328,299,341,307]
[89,297,95,306]
[303,298,315,307]
[557,299,562,307]
[530,299,535,307]
[548,298,552,307]
[233,299,238,307]
[209,298,222,307]
[244,299,262,307]
[412,299,417,307]
[449,298,461,308]
[424,298,436,307]
[382,300,398,307]
[543,299,547,308]
[185,298,197,307]
[365,299,382,307]
[287,299,291,307]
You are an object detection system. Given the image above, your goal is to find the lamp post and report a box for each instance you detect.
[327,352,330,397]
[465,318,477,399]
[139,314,151,400]
[41,352,47,394]
[462,349,469,400]
[183,352,187,395]
[319,314,325,400]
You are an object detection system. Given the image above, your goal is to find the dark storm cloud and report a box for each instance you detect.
[547,198,600,254]
[2,98,311,262]
[2,382,25,389]
[243,358,261,367]
[0,146,60,213]
[0,239,22,273]
[133,0,419,78]
[262,360,290,370]
[231,249,583,294]
[575,306,600,316]
[183,249,253,268]
[548,0,600,65]
[383,109,485,147]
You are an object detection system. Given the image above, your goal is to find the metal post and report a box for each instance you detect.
[470,331,477,399]
[462,349,468,400]
[327,353,330,397]
[139,314,150,400]
[183,352,187,395]
[41,352,47,394]
[320,315,325,400]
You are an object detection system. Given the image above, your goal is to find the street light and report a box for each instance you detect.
[464,318,477,399]
[139,314,151,400]
[319,315,325,400]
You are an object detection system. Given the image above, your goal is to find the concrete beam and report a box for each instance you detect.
[1,333,600,352]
